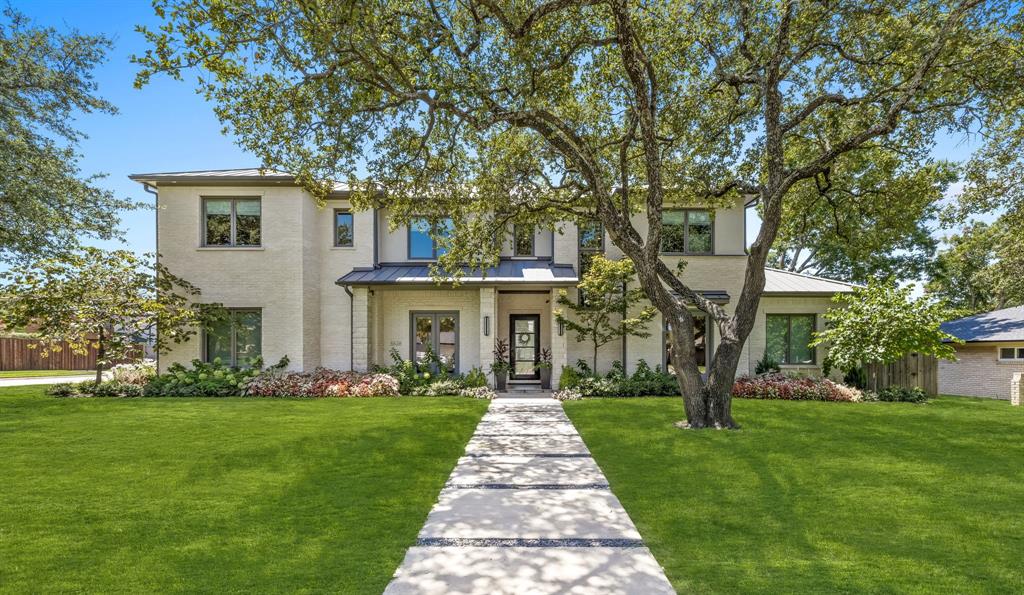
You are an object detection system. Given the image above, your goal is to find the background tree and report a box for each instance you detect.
[812,281,961,377]
[555,255,656,373]
[0,8,139,262]
[926,216,1024,313]
[136,0,1024,428]
[0,248,223,384]
[769,151,955,283]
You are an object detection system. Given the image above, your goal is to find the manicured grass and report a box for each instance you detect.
[0,386,488,593]
[0,369,92,378]
[564,397,1024,594]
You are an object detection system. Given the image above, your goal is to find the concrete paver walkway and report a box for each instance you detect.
[384,395,675,594]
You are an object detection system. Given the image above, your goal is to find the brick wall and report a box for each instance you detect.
[938,343,1024,400]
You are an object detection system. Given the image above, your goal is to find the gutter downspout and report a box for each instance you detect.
[343,286,354,371]
[142,183,160,372]
[372,207,379,268]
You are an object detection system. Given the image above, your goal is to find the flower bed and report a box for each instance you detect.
[732,373,863,402]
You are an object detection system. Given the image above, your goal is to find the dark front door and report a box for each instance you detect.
[509,314,541,380]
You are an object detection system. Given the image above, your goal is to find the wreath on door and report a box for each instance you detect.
[517,333,531,345]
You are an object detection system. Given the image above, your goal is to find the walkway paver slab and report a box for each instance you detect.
[447,455,607,486]
[384,546,675,595]
[474,421,579,435]
[465,433,589,455]
[420,488,641,539]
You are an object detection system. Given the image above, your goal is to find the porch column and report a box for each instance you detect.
[550,287,568,389]
[479,287,497,386]
[352,287,372,372]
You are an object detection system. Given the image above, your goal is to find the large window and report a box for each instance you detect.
[408,217,453,259]
[578,222,604,304]
[661,209,712,254]
[513,224,534,256]
[665,315,710,374]
[998,347,1024,361]
[203,197,261,247]
[766,314,816,365]
[411,312,458,373]
[205,309,262,366]
[334,209,354,247]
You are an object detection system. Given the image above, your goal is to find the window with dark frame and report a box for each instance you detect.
[334,209,354,247]
[204,309,262,367]
[998,347,1024,360]
[203,197,261,247]
[765,314,816,365]
[513,224,534,256]
[411,311,458,373]
[408,217,453,259]
[660,209,713,254]
[578,221,604,304]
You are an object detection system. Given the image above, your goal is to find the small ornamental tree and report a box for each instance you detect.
[555,255,656,373]
[811,281,962,375]
[0,248,223,384]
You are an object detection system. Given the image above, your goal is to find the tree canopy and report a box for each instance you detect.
[0,248,223,384]
[135,0,1024,428]
[0,8,139,262]
[813,281,961,373]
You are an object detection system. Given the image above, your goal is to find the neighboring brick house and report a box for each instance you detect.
[130,168,855,387]
[939,306,1024,400]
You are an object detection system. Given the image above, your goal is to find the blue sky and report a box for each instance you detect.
[22,1,983,259]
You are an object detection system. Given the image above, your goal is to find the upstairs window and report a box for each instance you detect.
[203,197,261,247]
[578,222,604,304]
[513,224,534,256]
[998,347,1024,361]
[334,210,354,247]
[766,314,816,365]
[408,217,453,259]
[205,309,262,367]
[661,209,712,254]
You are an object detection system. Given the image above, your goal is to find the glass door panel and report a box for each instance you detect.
[510,315,540,379]
[438,315,457,373]
[414,315,434,369]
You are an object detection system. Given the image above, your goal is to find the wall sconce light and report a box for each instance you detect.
[558,319,565,336]
[484,315,490,336]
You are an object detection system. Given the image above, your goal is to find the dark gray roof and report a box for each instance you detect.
[941,306,1024,343]
[337,260,578,286]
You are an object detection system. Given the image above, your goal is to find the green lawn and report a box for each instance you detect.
[0,369,92,378]
[564,397,1024,594]
[0,386,488,593]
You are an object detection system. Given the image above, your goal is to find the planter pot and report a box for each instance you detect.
[539,368,551,390]
[495,373,507,392]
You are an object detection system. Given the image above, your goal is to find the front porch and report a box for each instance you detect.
[347,285,569,389]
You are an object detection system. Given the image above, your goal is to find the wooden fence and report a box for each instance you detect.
[0,337,141,371]
[864,352,939,396]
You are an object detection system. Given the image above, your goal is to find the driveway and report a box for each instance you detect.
[0,375,98,388]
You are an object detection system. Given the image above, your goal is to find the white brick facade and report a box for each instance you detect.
[149,176,848,386]
[939,343,1024,400]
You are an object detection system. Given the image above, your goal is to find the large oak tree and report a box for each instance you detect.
[136,0,1024,428]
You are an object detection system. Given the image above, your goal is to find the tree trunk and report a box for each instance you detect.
[94,327,105,386]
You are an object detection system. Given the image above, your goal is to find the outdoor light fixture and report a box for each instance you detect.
[558,319,564,336]
[484,315,490,336]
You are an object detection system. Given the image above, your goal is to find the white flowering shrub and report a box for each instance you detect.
[109,360,157,385]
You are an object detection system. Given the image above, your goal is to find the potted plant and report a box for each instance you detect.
[537,347,553,389]
[489,338,511,391]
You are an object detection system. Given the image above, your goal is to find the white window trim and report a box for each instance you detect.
[996,346,1024,362]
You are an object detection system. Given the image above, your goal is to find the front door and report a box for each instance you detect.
[509,314,540,380]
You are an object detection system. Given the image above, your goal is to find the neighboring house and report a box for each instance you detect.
[939,306,1024,399]
[130,169,855,387]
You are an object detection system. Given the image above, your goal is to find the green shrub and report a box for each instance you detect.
[843,366,867,389]
[462,367,488,388]
[755,352,781,375]
[559,365,583,390]
[48,380,143,398]
[142,357,274,397]
[875,386,928,403]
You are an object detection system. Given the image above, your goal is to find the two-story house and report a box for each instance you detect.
[131,168,855,387]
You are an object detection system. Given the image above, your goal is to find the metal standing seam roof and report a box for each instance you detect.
[128,168,352,192]
[336,260,580,286]
[940,306,1024,343]
[763,268,859,294]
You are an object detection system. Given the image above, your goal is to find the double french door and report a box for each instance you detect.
[509,314,541,380]
[411,312,458,373]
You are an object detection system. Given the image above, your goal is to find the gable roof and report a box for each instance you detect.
[763,268,859,295]
[940,306,1024,343]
